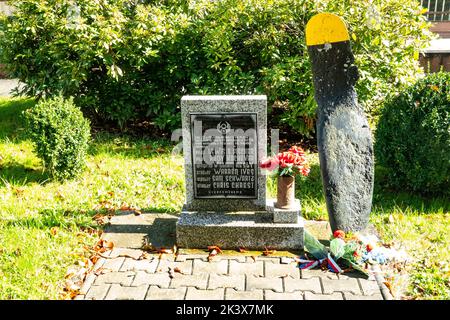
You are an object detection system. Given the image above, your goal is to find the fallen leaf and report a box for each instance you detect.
[50,227,58,236]
[64,269,76,279]
[104,241,114,250]
[263,247,276,256]
[208,249,218,261]
[174,267,183,274]
[13,188,24,196]
[207,245,223,254]
[160,248,174,254]
[139,252,150,260]
[120,203,141,212]
[94,268,112,276]
[238,247,247,253]
[93,239,114,253]
[383,281,395,297]
[65,280,81,292]
[92,200,116,211]
[141,243,155,251]
[133,210,142,216]
[90,255,99,264]
[119,203,132,211]
[56,191,65,200]
[92,213,109,225]
[382,242,394,248]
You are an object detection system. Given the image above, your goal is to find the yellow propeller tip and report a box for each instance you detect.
[306,13,350,46]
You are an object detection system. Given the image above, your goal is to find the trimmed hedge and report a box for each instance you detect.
[1,0,433,134]
[23,96,91,180]
[374,72,450,195]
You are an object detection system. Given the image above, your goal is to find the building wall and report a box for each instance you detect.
[420,52,450,72]
[430,21,450,38]
[420,22,450,72]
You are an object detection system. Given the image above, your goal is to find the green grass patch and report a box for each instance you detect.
[0,97,448,299]
[0,97,184,299]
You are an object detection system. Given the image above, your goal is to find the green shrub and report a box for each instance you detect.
[23,96,90,180]
[0,0,433,135]
[374,72,450,195]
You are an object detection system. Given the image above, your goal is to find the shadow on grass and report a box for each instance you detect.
[3,208,97,230]
[293,161,449,216]
[0,98,36,142]
[372,188,450,216]
[296,163,324,202]
[0,163,50,186]
[372,166,450,215]
[87,130,178,160]
[0,97,177,160]
[140,206,181,215]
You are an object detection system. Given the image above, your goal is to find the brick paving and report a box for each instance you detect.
[76,250,388,300]
[74,212,389,300]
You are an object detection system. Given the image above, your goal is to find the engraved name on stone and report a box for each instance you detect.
[190,113,258,199]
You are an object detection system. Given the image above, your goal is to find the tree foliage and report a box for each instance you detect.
[0,0,433,134]
[375,72,450,195]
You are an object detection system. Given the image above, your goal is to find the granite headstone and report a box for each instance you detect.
[176,95,304,250]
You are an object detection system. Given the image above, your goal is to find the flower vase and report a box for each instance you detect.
[276,175,295,209]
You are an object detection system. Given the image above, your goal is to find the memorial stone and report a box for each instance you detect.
[176,96,304,250]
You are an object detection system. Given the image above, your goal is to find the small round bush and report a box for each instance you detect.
[375,72,450,195]
[23,96,90,180]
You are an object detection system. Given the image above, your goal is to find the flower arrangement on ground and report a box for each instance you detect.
[300,229,409,278]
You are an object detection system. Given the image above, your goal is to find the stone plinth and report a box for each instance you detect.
[176,207,304,250]
[267,199,301,223]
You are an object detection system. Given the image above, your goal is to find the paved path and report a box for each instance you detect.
[75,211,388,300]
[75,249,385,300]
[0,79,21,97]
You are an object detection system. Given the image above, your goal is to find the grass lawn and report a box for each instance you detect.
[0,97,449,299]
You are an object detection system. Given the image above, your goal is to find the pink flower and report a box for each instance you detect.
[259,157,279,171]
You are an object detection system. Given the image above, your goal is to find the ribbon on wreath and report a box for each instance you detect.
[297,253,343,273]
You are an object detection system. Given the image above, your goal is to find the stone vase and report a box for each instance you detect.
[276,175,295,209]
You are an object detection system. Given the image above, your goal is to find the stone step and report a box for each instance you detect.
[176,211,304,250]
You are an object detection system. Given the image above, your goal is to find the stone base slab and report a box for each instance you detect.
[267,198,301,223]
[176,210,304,250]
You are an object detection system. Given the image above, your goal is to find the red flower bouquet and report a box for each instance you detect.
[260,146,310,177]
